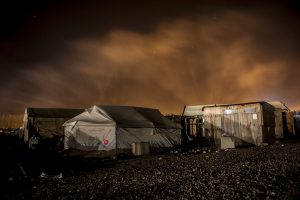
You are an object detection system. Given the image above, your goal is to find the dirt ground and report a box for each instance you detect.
[1,135,300,200]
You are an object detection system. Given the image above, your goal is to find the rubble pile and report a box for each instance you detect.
[6,142,300,199]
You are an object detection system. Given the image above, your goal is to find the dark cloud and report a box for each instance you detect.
[0,0,300,113]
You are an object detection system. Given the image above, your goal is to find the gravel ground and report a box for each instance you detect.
[4,141,300,200]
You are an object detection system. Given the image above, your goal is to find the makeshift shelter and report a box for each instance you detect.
[23,108,84,150]
[63,105,182,158]
[203,102,276,146]
[182,102,276,147]
[181,104,225,145]
[268,101,295,138]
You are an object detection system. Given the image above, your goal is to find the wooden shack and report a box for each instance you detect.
[268,101,295,139]
[22,108,84,150]
[202,102,275,146]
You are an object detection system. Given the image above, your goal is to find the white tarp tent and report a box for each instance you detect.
[63,105,182,157]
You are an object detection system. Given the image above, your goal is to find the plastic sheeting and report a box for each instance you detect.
[116,128,181,149]
[65,125,116,151]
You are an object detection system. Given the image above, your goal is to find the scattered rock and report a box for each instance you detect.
[5,142,300,200]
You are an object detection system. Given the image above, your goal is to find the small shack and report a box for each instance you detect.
[23,108,84,150]
[63,105,182,158]
[202,102,275,146]
[182,102,276,147]
[268,101,295,138]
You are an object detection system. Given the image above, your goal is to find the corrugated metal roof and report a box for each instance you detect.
[183,105,206,116]
[268,101,290,111]
[203,101,268,108]
[26,108,84,118]
[183,104,227,116]
[183,101,275,116]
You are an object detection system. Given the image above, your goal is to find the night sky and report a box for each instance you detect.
[1,0,300,114]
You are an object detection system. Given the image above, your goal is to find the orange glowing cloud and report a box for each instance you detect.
[1,10,300,113]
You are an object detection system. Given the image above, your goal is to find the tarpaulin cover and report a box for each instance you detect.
[63,105,181,156]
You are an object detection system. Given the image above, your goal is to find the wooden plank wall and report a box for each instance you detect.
[203,103,274,146]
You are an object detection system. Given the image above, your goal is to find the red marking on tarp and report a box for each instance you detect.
[103,129,111,145]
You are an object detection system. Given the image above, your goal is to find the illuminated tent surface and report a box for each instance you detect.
[63,105,181,157]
